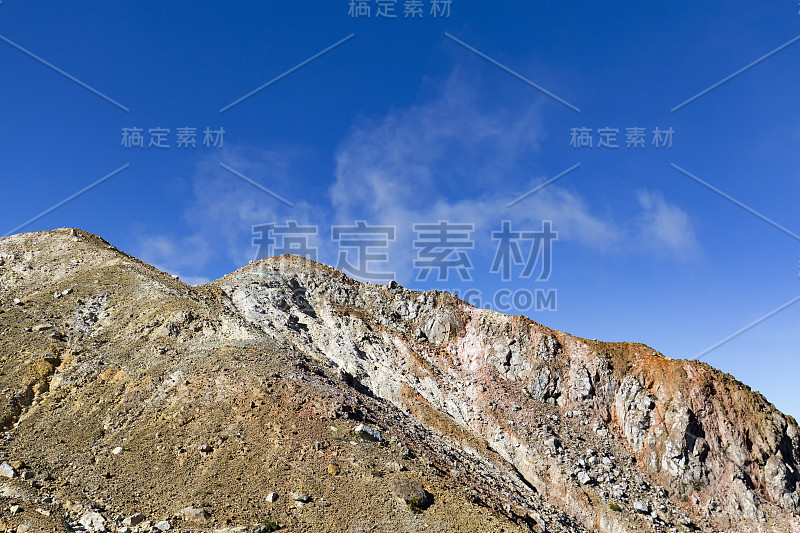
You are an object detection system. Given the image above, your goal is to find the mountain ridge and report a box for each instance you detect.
[0,228,797,533]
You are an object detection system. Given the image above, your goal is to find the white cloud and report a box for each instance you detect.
[331,71,547,219]
[330,70,620,282]
[636,189,699,260]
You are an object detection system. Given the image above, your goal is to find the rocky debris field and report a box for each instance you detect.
[0,229,798,533]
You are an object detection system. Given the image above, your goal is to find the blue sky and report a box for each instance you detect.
[1,1,799,419]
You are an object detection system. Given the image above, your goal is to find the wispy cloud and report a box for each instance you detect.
[134,70,701,284]
[134,144,321,280]
[330,70,618,281]
[636,189,699,260]
[332,71,546,218]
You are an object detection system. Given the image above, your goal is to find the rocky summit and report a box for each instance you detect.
[0,228,798,533]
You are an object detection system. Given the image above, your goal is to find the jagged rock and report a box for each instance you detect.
[354,423,382,442]
[571,365,594,401]
[386,461,404,472]
[391,478,431,510]
[122,512,145,526]
[543,437,561,453]
[422,308,462,346]
[534,334,561,362]
[178,506,209,522]
[0,463,15,478]
[615,376,655,452]
[79,511,107,532]
[528,365,559,403]
[291,492,311,503]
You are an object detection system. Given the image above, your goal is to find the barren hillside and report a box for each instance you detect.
[0,229,797,533]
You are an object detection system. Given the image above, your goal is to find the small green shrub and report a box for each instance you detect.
[261,520,280,532]
[608,502,622,512]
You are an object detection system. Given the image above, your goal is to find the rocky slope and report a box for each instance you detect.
[0,228,798,533]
